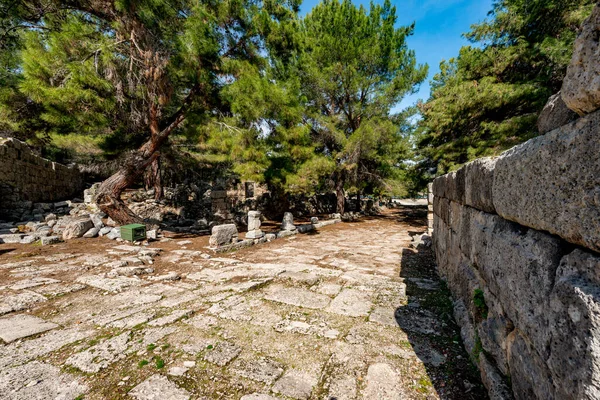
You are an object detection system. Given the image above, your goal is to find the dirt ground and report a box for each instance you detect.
[0,207,487,400]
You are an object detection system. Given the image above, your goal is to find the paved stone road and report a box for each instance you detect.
[0,208,486,399]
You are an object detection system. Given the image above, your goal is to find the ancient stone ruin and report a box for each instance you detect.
[431,8,600,398]
[0,138,83,221]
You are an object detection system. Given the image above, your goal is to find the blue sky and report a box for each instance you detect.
[300,0,493,111]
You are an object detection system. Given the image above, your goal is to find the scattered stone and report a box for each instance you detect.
[0,314,58,343]
[281,212,296,231]
[209,224,238,246]
[204,341,241,366]
[19,235,37,244]
[128,374,191,400]
[168,367,188,377]
[41,235,61,246]
[90,213,104,229]
[83,227,100,238]
[62,218,94,240]
[146,229,157,240]
[99,226,112,236]
[107,227,121,240]
[310,217,319,225]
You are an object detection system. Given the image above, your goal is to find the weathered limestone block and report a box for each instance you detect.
[548,249,600,400]
[453,299,477,357]
[507,331,555,400]
[492,109,600,253]
[210,224,238,246]
[281,212,296,231]
[537,92,578,134]
[478,353,514,400]
[246,211,264,239]
[478,309,514,375]
[247,211,262,231]
[561,4,600,115]
[463,157,497,213]
[433,196,450,225]
[62,218,94,240]
[432,169,465,203]
[467,210,563,358]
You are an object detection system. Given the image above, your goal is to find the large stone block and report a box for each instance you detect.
[467,210,564,358]
[561,4,600,116]
[537,92,579,134]
[209,224,238,246]
[548,249,600,400]
[433,196,450,225]
[478,309,513,375]
[478,353,514,400]
[492,110,600,253]
[433,169,465,204]
[463,157,497,213]
[507,331,555,400]
[62,218,94,240]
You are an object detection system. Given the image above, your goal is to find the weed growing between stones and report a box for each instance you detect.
[473,289,489,319]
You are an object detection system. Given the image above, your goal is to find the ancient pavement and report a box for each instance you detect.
[0,208,486,399]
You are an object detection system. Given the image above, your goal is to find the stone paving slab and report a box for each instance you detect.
[0,361,87,400]
[263,285,331,309]
[204,341,242,366]
[362,363,405,399]
[66,332,131,373]
[0,291,47,316]
[128,374,190,400]
[232,357,285,384]
[272,369,318,400]
[76,275,141,292]
[0,314,58,343]
[0,327,93,369]
[326,288,373,317]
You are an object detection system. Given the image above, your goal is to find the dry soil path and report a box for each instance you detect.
[0,208,486,399]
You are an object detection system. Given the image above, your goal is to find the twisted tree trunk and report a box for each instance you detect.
[335,175,345,215]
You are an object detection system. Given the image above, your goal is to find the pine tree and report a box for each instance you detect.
[1,0,298,224]
[415,0,594,175]
[286,0,427,213]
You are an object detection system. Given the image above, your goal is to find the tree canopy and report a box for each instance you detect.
[415,0,594,175]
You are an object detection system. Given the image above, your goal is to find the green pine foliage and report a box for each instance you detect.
[415,0,594,175]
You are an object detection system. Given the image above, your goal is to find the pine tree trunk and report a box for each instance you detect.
[95,137,163,225]
[356,192,361,212]
[336,178,345,214]
[144,156,163,201]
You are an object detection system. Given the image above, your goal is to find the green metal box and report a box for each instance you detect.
[121,223,146,242]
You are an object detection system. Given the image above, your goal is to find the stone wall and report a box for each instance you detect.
[0,137,83,221]
[432,108,600,399]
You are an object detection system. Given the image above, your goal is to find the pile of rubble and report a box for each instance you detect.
[0,199,130,245]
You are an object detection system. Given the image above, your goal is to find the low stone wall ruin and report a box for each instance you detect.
[432,109,600,399]
[0,138,83,221]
